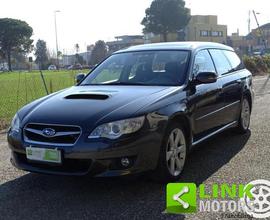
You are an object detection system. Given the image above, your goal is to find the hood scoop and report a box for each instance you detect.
[65,93,109,100]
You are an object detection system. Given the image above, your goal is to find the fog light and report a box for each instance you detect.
[121,157,130,167]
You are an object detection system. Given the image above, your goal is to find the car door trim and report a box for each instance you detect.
[192,120,237,146]
[196,100,240,121]
[218,69,246,79]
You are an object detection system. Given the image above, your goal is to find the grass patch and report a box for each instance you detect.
[0,69,89,129]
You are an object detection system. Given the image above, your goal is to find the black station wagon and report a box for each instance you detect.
[8,42,254,181]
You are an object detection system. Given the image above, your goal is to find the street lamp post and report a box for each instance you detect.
[54,10,60,69]
[252,10,267,51]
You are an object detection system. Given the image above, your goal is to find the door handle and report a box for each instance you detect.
[217,86,223,92]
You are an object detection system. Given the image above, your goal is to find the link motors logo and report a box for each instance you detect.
[166,179,270,219]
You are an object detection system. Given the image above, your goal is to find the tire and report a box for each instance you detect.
[152,123,188,182]
[236,97,251,134]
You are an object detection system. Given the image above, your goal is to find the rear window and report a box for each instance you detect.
[222,50,244,71]
[209,49,232,75]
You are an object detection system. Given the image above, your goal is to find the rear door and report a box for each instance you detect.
[209,49,242,124]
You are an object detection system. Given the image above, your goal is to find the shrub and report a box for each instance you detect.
[243,56,257,74]
[262,55,270,69]
[243,55,270,75]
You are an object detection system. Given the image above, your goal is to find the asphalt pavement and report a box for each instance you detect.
[0,75,270,220]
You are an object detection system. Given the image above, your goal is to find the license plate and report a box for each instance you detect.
[26,147,61,164]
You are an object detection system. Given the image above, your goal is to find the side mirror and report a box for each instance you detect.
[75,73,86,84]
[195,72,217,84]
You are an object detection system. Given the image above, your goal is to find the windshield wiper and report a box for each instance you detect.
[102,82,146,86]
[80,82,147,86]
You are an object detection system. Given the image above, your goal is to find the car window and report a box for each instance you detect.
[222,50,243,71]
[209,49,232,75]
[193,50,216,76]
[92,61,123,83]
[81,50,190,86]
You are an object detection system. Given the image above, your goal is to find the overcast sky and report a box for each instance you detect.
[1,0,269,54]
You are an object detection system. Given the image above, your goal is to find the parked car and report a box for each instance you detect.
[8,42,254,181]
[0,66,8,72]
[68,64,83,70]
[48,65,57,70]
[63,65,71,70]
[89,64,97,70]
[82,65,90,69]
[67,65,73,70]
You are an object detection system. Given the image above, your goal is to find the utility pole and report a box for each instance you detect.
[252,10,267,50]
[54,10,60,69]
[248,10,251,34]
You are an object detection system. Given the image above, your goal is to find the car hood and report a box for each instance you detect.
[20,85,180,130]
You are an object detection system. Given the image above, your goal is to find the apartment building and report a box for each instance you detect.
[106,35,144,53]
[186,15,227,43]
[145,15,227,44]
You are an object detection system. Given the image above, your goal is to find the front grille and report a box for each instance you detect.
[23,123,81,146]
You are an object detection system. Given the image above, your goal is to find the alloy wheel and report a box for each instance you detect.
[241,99,251,130]
[166,128,186,176]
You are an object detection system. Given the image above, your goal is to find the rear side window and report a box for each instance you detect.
[209,49,232,75]
[223,50,243,71]
[193,50,216,76]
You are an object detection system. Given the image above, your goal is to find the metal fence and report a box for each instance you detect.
[0,70,80,129]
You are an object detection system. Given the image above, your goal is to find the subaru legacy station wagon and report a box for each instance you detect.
[8,42,254,181]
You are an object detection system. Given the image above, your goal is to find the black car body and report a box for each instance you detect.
[8,42,254,181]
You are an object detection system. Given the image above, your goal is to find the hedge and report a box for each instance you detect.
[243,55,270,75]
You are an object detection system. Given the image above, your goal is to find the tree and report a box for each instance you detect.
[0,50,4,63]
[75,43,80,54]
[141,0,190,42]
[34,39,48,70]
[11,51,28,70]
[0,18,33,71]
[75,54,85,65]
[90,40,108,65]
[74,43,82,64]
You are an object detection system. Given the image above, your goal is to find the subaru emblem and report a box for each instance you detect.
[42,128,56,137]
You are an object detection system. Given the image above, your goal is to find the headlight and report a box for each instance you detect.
[89,116,145,139]
[10,113,20,132]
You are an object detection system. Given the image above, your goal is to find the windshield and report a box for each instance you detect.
[80,50,190,86]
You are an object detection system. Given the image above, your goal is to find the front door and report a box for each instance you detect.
[188,50,224,140]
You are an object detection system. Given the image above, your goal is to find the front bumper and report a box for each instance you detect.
[8,130,162,177]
